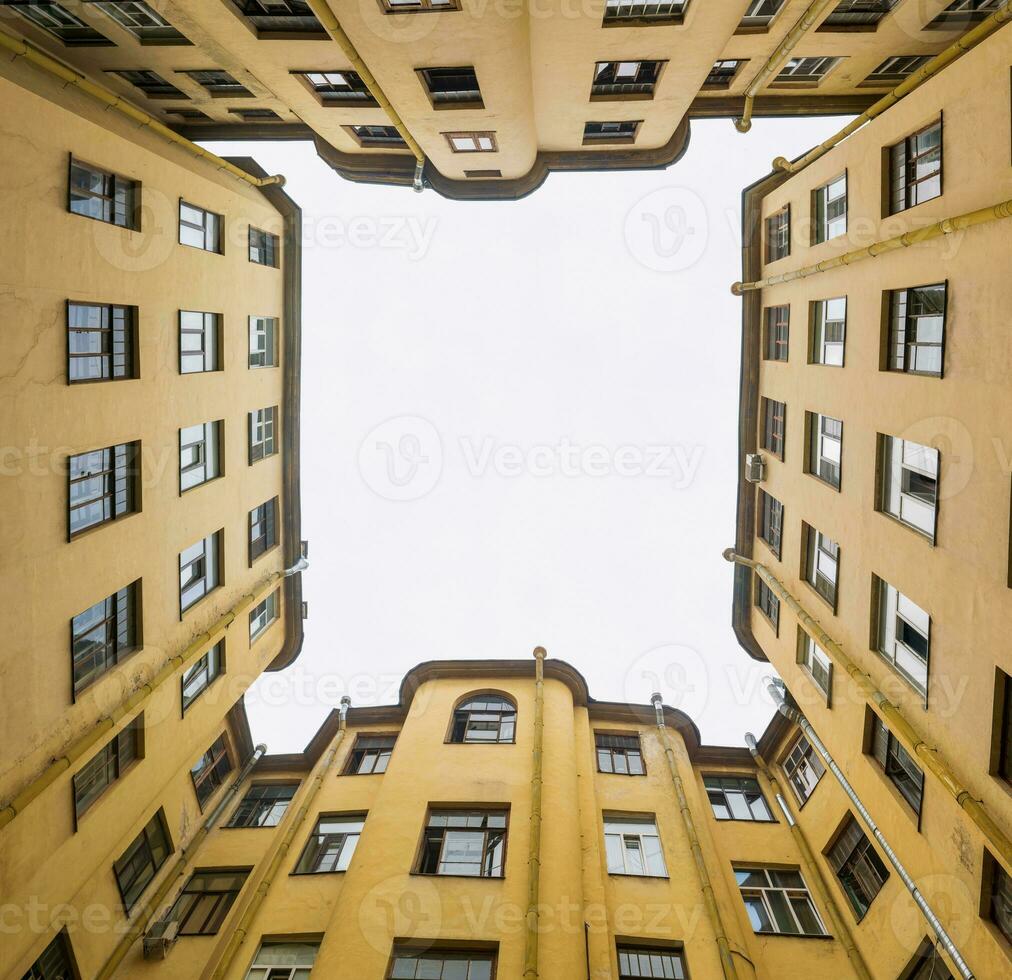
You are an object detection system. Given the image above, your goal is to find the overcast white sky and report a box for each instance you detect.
[205,115,844,755]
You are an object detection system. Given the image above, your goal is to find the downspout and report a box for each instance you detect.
[93,743,268,980]
[765,681,975,980]
[731,197,1012,293]
[303,0,427,190]
[773,1,1012,173]
[207,696,352,980]
[744,733,872,980]
[524,646,546,980]
[722,550,1012,872]
[650,695,743,980]
[0,571,286,831]
[733,0,839,133]
[0,28,283,187]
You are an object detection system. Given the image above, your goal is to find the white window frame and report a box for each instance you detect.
[245,940,319,980]
[249,589,280,642]
[179,531,221,614]
[249,316,279,368]
[814,174,847,242]
[735,866,827,936]
[876,578,930,697]
[879,436,939,541]
[803,523,839,607]
[179,200,222,253]
[179,311,220,374]
[810,297,846,366]
[782,734,825,804]
[604,816,667,877]
[249,407,278,463]
[807,412,842,488]
[797,630,833,700]
[179,421,221,493]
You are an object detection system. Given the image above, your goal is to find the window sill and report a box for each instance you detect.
[410,872,505,881]
[607,872,669,881]
[753,931,834,940]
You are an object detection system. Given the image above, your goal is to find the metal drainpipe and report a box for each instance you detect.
[207,697,352,980]
[93,743,268,980]
[733,0,839,133]
[650,694,743,980]
[765,681,975,980]
[722,550,1012,871]
[773,1,1012,173]
[524,647,546,980]
[744,734,872,980]
[0,28,284,187]
[0,572,285,831]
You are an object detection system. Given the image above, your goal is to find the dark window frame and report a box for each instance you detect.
[67,441,141,539]
[249,406,279,463]
[67,155,140,230]
[343,734,398,775]
[179,198,224,253]
[415,807,509,879]
[70,579,142,697]
[801,521,839,610]
[590,60,667,101]
[882,281,947,378]
[190,734,233,811]
[602,0,690,27]
[980,849,1012,950]
[73,714,144,823]
[988,667,1012,787]
[734,865,828,936]
[595,732,645,776]
[757,489,783,560]
[226,782,299,828]
[582,120,642,145]
[886,118,942,215]
[755,577,780,634]
[765,204,790,262]
[112,807,173,912]
[781,733,825,806]
[293,812,366,874]
[825,814,890,920]
[417,66,484,110]
[20,929,81,980]
[227,0,328,39]
[180,639,225,713]
[165,867,250,936]
[386,944,498,980]
[249,226,280,266]
[760,397,785,460]
[291,69,378,106]
[179,529,223,616]
[448,693,517,744]
[9,1,113,45]
[762,304,789,361]
[108,68,187,99]
[66,301,139,384]
[248,497,280,564]
[704,774,775,823]
[616,942,690,978]
[804,411,843,490]
[866,711,925,819]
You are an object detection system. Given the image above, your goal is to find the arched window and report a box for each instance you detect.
[450,694,516,744]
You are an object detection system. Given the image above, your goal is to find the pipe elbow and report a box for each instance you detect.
[733,117,752,134]
[772,156,793,173]
[730,282,745,296]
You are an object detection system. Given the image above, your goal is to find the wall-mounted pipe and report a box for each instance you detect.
[722,550,1012,873]
[744,733,871,980]
[651,694,744,980]
[0,27,284,187]
[773,1,1011,173]
[733,0,838,133]
[732,197,1012,293]
[0,571,284,831]
[93,742,268,980]
[765,682,975,980]
[207,697,352,980]
[524,647,547,979]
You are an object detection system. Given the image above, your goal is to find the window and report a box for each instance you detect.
[249,316,279,367]
[827,816,889,918]
[295,814,364,873]
[249,227,279,266]
[418,66,483,108]
[862,55,929,86]
[757,490,783,559]
[183,69,252,97]
[68,157,138,229]
[190,734,232,808]
[67,302,137,382]
[450,694,516,743]
[8,2,111,44]
[991,668,1012,785]
[802,523,839,607]
[179,421,222,492]
[875,577,930,696]
[418,809,507,877]
[166,108,212,122]
[109,69,187,99]
[616,945,688,979]
[772,57,840,86]
[71,581,140,693]
[813,174,846,242]
[982,851,1012,946]
[388,948,496,979]
[760,397,785,459]
[878,436,939,539]
[74,715,143,819]
[344,734,397,774]
[604,815,667,877]
[765,205,790,261]
[602,0,689,25]
[179,530,222,613]
[181,640,224,711]
[249,498,279,563]
[782,734,825,804]
[739,0,785,29]
[228,0,325,37]
[596,733,644,775]
[820,0,899,29]
[464,170,502,178]
[21,931,79,980]
[885,283,945,376]
[583,120,641,145]
[444,131,497,153]
[348,125,406,147]
[228,107,282,121]
[179,310,221,373]
[166,868,249,935]
[889,120,942,214]
[296,70,376,105]
[763,305,789,361]
[112,808,172,910]
[68,442,140,536]
[805,412,842,489]
[93,2,189,43]
[704,59,746,89]
[705,775,774,821]
[250,407,279,463]
[809,297,846,365]
[755,578,779,632]
[735,866,826,935]
[927,0,1003,28]
[249,589,280,641]
[228,783,298,828]
[246,940,320,980]
[179,200,223,252]
[868,713,924,814]
[901,939,955,979]
[797,630,833,699]
[591,61,664,100]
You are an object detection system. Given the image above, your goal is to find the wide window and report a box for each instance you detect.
[249,589,280,642]
[878,436,939,540]
[344,734,397,774]
[604,815,667,877]
[68,442,140,536]
[797,630,833,700]
[166,869,249,935]
[805,412,842,489]
[616,945,688,979]
[757,490,783,559]
[179,530,222,613]
[389,948,495,979]
[740,0,786,29]
[591,61,664,99]
[827,816,889,918]
[802,522,839,607]
[782,734,824,804]
[764,205,790,261]
[93,2,188,43]
[245,940,320,980]
[735,866,826,935]
[249,498,280,563]
[886,283,946,376]
[902,939,955,979]
[705,775,774,822]
[927,0,1003,28]
[760,397,785,459]
[249,227,279,267]
[113,809,172,911]
[228,0,325,37]
[444,132,497,153]
[68,158,138,228]
[71,580,141,693]
[67,302,137,382]
[297,69,375,104]
[183,69,251,97]
[190,734,232,808]
[179,200,223,252]
[813,174,846,242]
[772,57,840,86]
[603,0,689,25]
[763,305,789,361]
[179,311,221,373]
[810,297,846,366]
[179,421,222,493]
[868,714,924,815]
[704,59,746,89]
[74,715,143,819]
[755,578,779,632]
[875,577,930,695]
[583,121,641,145]
[295,814,365,873]
[596,733,644,775]
[110,69,186,99]
[348,125,406,147]
[21,931,79,980]
[228,783,298,828]
[249,316,279,368]
[181,640,224,711]
[888,120,941,214]
[450,695,516,743]
[250,407,279,462]
[821,0,899,29]
[862,56,929,86]
[11,2,111,43]
[418,67,483,108]
[418,809,507,877]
